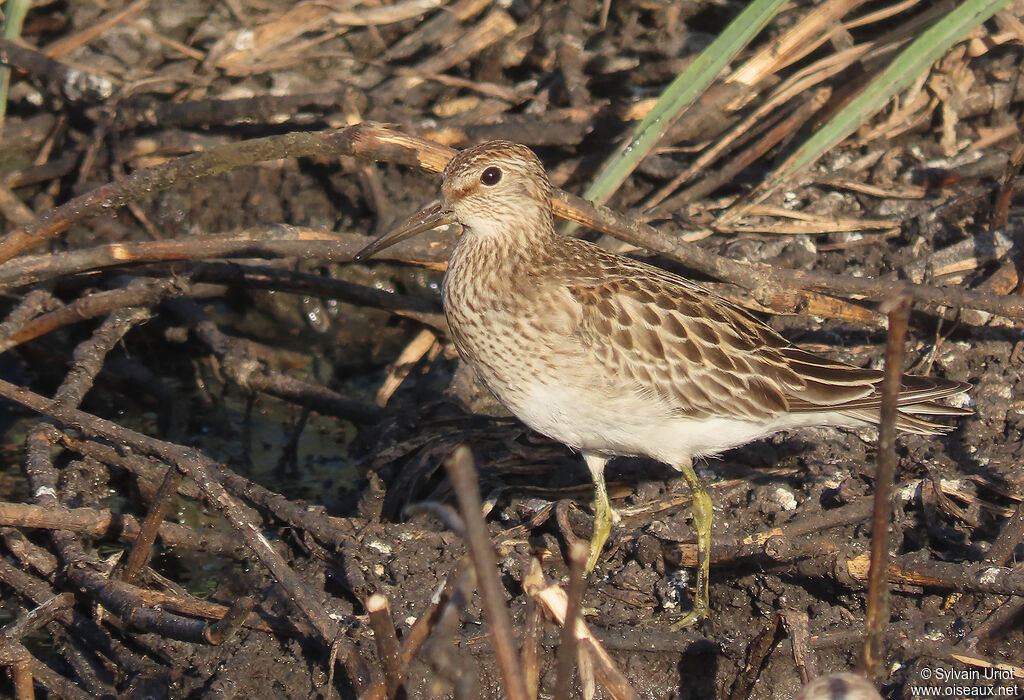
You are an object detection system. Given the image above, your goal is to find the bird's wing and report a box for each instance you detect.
[562,249,885,421]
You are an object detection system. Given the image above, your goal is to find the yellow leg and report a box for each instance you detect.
[583,452,616,574]
[671,459,712,629]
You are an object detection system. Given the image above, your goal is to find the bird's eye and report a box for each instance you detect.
[480,167,502,186]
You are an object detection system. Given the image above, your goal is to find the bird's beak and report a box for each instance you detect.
[353,201,457,261]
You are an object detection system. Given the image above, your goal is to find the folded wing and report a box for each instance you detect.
[564,248,969,432]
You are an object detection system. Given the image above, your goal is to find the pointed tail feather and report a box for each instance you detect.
[839,407,961,435]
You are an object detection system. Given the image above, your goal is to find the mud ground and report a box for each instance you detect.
[0,1,1021,699]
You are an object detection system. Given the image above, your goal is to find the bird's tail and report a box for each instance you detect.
[839,376,972,435]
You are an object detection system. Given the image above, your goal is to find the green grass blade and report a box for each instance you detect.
[582,0,789,208]
[2,0,31,41]
[743,0,1013,213]
[1,0,33,138]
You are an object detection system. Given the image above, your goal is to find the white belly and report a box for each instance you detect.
[507,377,859,467]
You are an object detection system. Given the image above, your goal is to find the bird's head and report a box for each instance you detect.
[354,141,554,261]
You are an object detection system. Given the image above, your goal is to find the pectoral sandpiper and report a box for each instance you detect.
[355,141,971,626]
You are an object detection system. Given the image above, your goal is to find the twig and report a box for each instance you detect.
[521,586,543,700]
[360,559,473,700]
[728,613,782,700]
[0,228,370,289]
[0,550,158,678]
[840,550,1024,595]
[443,445,529,700]
[0,289,59,338]
[0,280,192,353]
[55,535,213,643]
[667,496,875,568]
[366,593,403,698]
[0,593,75,647]
[0,489,239,560]
[56,307,152,405]
[55,432,203,499]
[781,607,816,684]
[0,238,447,332]
[189,262,445,329]
[986,500,1024,566]
[522,560,638,700]
[115,464,183,584]
[203,597,256,646]
[28,653,95,700]
[860,296,909,683]
[376,329,438,406]
[0,183,35,225]
[162,295,387,425]
[991,139,1024,229]
[0,544,296,637]
[659,87,831,210]
[9,647,32,700]
[554,540,589,699]
[961,597,1024,652]
[43,0,151,59]
[431,568,481,700]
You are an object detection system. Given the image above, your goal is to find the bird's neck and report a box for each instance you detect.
[453,210,557,266]
[444,214,560,305]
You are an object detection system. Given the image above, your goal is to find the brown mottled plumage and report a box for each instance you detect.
[356,141,971,626]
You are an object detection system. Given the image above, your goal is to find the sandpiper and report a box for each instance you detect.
[355,141,971,626]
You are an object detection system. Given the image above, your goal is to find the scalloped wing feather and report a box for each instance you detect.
[561,242,969,426]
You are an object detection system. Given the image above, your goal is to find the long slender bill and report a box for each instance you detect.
[353,201,456,261]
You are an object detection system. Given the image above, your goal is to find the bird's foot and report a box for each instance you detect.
[668,602,708,630]
[583,453,616,576]
[584,515,612,574]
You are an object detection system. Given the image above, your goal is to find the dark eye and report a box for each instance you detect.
[480,166,502,186]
